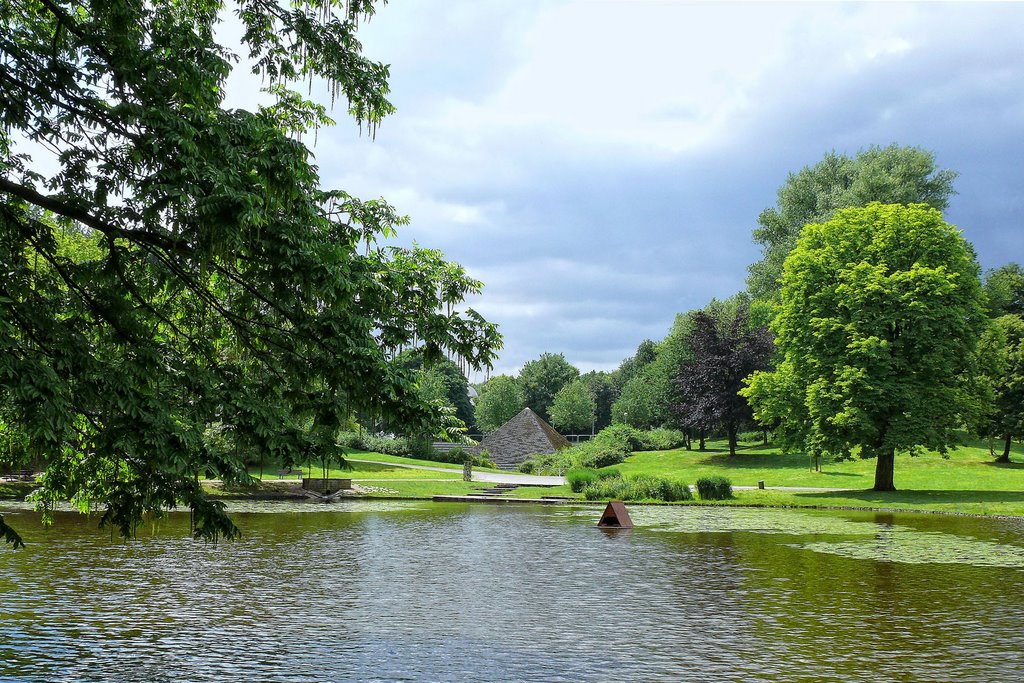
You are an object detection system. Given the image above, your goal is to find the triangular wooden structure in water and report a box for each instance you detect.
[597,500,633,529]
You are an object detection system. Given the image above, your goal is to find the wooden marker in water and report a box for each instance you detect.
[597,500,633,529]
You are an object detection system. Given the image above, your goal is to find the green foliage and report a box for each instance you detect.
[566,467,599,493]
[581,370,617,431]
[582,474,692,502]
[401,352,475,428]
[519,424,645,473]
[0,1,501,543]
[613,339,658,391]
[474,375,526,432]
[748,145,958,299]
[742,203,988,491]
[695,476,734,500]
[983,263,1024,317]
[518,353,580,421]
[638,428,688,451]
[548,378,597,433]
[975,315,1024,460]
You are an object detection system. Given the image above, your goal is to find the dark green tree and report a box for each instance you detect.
[976,315,1024,461]
[0,1,500,546]
[983,263,1024,318]
[613,339,658,391]
[742,203,987,491]
[518,353,579,421]
[748,145,958,299]
[581,371,616,431]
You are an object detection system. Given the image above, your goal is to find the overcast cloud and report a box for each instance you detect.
[225,1,1024,379]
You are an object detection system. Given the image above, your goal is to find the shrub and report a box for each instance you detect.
[640,428,687,451]
[566,468,599,493]
[696,476,733,500]
[582,474,691,502]
[337,431,362,449]
[597,467,621,480]
[518,460,535,474]
[593,423,644,452]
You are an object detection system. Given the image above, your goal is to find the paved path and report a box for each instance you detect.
[346,458,565,486]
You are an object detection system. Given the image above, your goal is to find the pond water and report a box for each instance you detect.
[2,501,1024,682]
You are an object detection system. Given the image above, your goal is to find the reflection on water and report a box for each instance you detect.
[2,503,1024,682]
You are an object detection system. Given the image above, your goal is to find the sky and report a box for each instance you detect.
[224,1,1024,380]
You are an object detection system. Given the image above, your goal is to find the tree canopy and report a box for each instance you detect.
[517,352,579,421]
[670,304,772,455]
[548,378,596,434]
[983,263,1024,318]
[742,203,987,490]
[0,1,500,546]
[747,145,958,299]
[473,375,525,433]
[975,315,1024,461]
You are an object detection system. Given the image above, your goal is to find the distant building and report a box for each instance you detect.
[478,408,570,470]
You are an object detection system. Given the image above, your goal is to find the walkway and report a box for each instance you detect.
[346,458,565,486]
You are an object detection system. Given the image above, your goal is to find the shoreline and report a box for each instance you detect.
[5,482,1024,521]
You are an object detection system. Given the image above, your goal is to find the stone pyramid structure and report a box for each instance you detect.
[478,408,570,470]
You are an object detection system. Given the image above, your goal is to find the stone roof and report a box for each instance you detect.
[478,408,570,469]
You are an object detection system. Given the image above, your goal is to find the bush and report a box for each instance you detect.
[593,424,644,452]
[518,460,535,474]
[566,468,599,493]
[582,474,692,502]
[696,476,733,500]
[597,467,621,480]
[639,428,687,451]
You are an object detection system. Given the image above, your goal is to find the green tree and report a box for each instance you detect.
[976,315,1024,461]
[400,352,475,429]
[983,263,1024,318]
[549,379,597,434]
[518,353,579,421]
[613,339,658,391]
[474,376,526,432]
[742,203,987,491]
[748,145,958,299]
[0,1,500,546]
[581,370,617,431]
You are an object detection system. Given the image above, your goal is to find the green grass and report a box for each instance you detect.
[611,436,1024,491]
[245,449,503,479]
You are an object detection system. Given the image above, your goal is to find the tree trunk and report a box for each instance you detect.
[763,429,769,447]
[728,425,738,456]
[699,428,706,451]
[684,430,691,450]
[872,448,896,491]
[996,433,1013,463]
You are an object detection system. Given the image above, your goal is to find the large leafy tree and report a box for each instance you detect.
[742,203,987,491]
[548,378,596,434]
[670,304,773,455]
[0,1,500,547]
[517,352,579,421]
[748,145,958,299]
[474,375,525,433]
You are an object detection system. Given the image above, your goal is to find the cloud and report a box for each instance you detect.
[217,1,1024,378]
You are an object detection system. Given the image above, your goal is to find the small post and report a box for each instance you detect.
[463,461,472,482]
[758,480,765,490]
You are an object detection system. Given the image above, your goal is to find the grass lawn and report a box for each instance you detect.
[611,436,1024,491]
